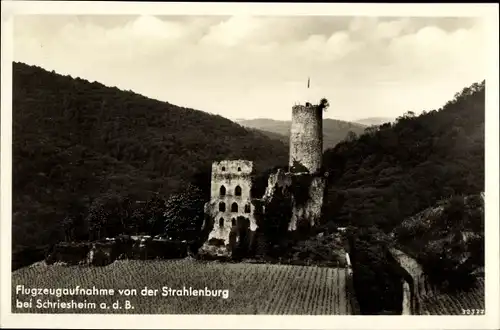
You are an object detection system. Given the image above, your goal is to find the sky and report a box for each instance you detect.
[13,14,487,122]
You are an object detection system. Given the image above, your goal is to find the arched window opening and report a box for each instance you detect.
[219,185,226,196]
[221,166,226,171]
[219,218,224,228]
[231,218,236,226]
[237,167,241,172]
[235,185,242,196]
[231,202,238,213]
[219,202,226,212]
[244,204,251,213]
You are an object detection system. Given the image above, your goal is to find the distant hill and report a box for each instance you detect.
[236,118,367,150]
[354,117,394,126]
[243,127,289,146]
[12,62,289,257]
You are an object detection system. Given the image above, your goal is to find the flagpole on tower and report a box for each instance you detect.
[305,77,311,105]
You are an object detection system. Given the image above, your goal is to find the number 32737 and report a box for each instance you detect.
[462,309,485,315]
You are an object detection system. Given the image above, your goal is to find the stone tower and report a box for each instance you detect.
[289,104,323,174]
[204,160,257,245]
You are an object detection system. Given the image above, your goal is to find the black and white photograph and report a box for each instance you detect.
[1,2,499,329]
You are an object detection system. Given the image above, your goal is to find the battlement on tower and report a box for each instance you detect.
[211,160,253,176]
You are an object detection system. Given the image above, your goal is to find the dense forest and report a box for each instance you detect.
[321,80,485,231]
[238,118,367,150]
[313,81,485,311]
[12,62,289,262]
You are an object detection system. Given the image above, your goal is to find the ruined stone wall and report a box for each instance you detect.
[263,169,326,231]
[45,237,190,266]
[289,175,326,231]
[263,169,293,201]
[205,160,257,244]
[289,104,323,174]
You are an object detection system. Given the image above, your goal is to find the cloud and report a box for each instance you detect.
[375,18,411,39]
[200,16,262,47]
[118,15,186,40]
[13,15,487,121]
[387,21,484,79]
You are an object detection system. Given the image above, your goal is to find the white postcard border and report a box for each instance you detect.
[1,2,499,329]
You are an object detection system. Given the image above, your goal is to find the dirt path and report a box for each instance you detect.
[389,248,424,277]
[390,248,440,315]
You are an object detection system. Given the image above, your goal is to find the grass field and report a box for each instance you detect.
[12,260,355,314]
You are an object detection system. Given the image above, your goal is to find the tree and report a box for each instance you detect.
[60,198,89,242]
[144,194,167,235]
[345,130,358,142]
[62,216,75,242]
[163,184,206,241]
[85,192,132,240]
[86,197,107,241]
[318,98,330,112]
[229,216,252,259]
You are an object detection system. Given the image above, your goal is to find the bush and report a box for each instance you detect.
[287,233,346,266]
[347,229,409,315]
[45,242,91,265]
[145,239,189,259]
[395,194,485,292]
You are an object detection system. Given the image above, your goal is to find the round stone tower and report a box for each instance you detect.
[289,104,323,174]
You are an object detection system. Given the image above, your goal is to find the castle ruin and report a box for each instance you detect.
[203,160,257,244]
[200,99,327,257]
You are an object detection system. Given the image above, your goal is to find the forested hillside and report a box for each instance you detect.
[237,118,366,150]
[12,62,288,259]
[318,82,484,308]
[245,127,289,146]
[322,80,485,231]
